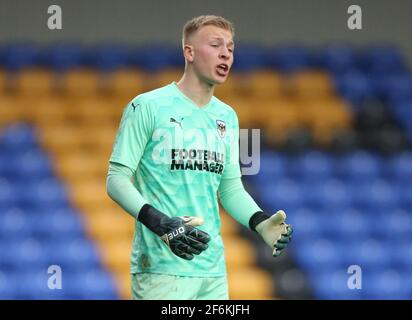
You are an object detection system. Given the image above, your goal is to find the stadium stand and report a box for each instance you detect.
[0,43,411,299]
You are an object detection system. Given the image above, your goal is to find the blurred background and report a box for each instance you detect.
[0,0,412,300]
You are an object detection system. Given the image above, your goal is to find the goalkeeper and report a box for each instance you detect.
[106,15,293,300]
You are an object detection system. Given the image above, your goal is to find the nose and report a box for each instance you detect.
[219,46,231,60]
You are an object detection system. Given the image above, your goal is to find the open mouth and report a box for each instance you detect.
[216,63,229,76]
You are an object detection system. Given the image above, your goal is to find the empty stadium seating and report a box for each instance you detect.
[0,125,118,299]
[1,43,411,300]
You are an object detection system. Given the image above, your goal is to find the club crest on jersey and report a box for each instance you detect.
[216,120,226,138]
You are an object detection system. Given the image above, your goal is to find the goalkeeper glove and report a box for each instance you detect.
[138,204,211,260]
[252,210,293,257]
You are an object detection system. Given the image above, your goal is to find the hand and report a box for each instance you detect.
[138,205,211,260]
[159,216,211,260]
[255,210,293,257]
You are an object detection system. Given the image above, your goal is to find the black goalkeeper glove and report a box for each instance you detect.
[138,204,211,260]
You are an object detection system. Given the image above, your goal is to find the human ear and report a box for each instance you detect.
[183,44,194,62]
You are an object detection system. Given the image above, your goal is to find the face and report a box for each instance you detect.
[184,25,234,85]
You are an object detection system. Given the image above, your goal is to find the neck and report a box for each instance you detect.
[176,70,215,107]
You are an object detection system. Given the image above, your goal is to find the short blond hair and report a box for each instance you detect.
[182,15,235,45]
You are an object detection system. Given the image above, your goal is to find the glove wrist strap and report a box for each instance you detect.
[137,204,169,236]
[249,211,270,232]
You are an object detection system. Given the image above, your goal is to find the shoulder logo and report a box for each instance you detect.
[216,120,226,138]
[131,102,139,112]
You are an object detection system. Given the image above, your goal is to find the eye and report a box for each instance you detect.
[211,44,219,48]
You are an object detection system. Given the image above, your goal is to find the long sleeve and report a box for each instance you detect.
[107,96,155,218]
[218,177,262,228]
[106,162,148,219]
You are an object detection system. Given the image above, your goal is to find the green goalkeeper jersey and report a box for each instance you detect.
[109,82,241,277]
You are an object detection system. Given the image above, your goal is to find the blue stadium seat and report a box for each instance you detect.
[320,44,357,75]
[267,45,312,72]
[3,43,40,71]
[65,270,118,299]
[0,157,16,180]
[390,242,412,271]
[0,241,18,271]
[358,179,398,212]
[287,151,335,181]
[339,238,390,271]
[30,208,85,240]
[247,151,287,184]
[15,178,69,211]
[302,179,351,211]
[2,153,52,182]
[334,70,375,107]
[387,152,412,184]
[375,74,412,104]
[361,269,411,299]
[287,208,324,243]
[0,239,53,274]
[48,238,102,272]
[318,179,352,211]
[11,149,54,182]
[259,178,304,212]
[337,151,382,182]
[0,271,20,299]
[392,102,412,133]
[294,238,341,273]
[382,209,412,242]
[0,208,32,241]
[15,270,67,299]
[93,44,131,72]
[397,182,412,210]
[0,124,38,153]
[232,45,267,72]
[43,43,84,72]
[130,44,177,72]
[15,239,53,270]
[323,208,372,240]
[311,268,362,299]
[0,179,18,212]
[360,45,406,75]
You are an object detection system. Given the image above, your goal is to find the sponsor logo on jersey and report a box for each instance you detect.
[170,148,225,175]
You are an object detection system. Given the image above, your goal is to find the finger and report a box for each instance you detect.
[178,252,194,260]
[284,225,293,236]
[173,243,198,259]
[269,210,286,225]
[174,248,194,260]
[275,242,288,250]
[184,243,202,255]
[180,216,204,227]
[187,228,211,244]
[272,248,282,257]
[184,235,209,251]
[278,235,291,243]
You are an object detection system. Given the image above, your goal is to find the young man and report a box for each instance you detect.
[106,15,293,300]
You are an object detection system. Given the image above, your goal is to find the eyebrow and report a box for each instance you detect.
[210,37,234,46]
